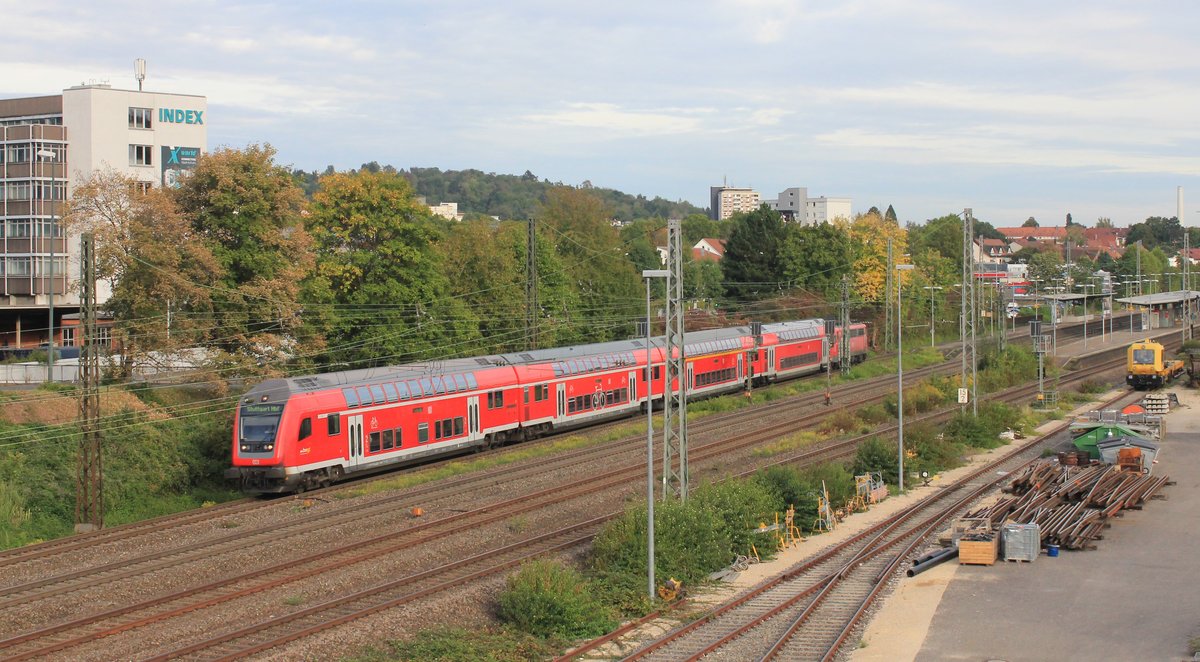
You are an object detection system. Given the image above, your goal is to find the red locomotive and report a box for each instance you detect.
[226,318,869,493]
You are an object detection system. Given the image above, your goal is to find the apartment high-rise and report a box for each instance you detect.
[709,185,761,220]
[0,83,206,351]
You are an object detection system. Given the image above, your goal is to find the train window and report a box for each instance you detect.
[394,428,402,446]
[420,378,434,396]
[434,378,447,395]
[442,418,452,437]
[383,383,398,402]
[454,417,464,436]
[453,374,468,391]
[299,418,312,441]
[524,387,530,404]
[408,381,421,398]
[553,364,563,377]
[342,388,359,407]
[466,374,478,389]
[356,387,371,405]
[327,414,341,436]
[370,386,385,404]
[435,420,443,439]
[568,399,576,413]
[653,366,662,380]
[488,390,504,409]
[418,423,429,443]
[382,429,394,450]
[535,384,548,401]
[369,432,381,453]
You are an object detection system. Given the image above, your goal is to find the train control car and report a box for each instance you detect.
[227,318,870,494]
[1126,338,1184,390]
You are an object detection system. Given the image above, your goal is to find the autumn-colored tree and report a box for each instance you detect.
[173,145,317,374]
[66,169,220,377]
[843,211,908,303]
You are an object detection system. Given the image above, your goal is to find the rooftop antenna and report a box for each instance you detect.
[134,58,146,91]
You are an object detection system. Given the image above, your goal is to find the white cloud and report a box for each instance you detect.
[524,103,703,136]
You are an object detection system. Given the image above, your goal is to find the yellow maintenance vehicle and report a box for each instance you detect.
[1126,338,1185,390]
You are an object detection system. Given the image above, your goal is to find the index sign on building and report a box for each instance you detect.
[161,146,201,188]
[158,108,204,125]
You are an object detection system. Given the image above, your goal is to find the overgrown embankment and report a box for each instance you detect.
[0,383,238,548]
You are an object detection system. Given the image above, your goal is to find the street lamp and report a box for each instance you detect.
[641,268,668,602]
[36,148,57,382]
[1079,283,1094,348]
[922,286,942,347]
[896,264,915,493]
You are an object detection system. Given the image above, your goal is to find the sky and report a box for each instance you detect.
[4,1,1200,228]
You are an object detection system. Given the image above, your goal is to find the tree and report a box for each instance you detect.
[721,205,788,301]
[1027,251,1065,286]
[844,211,907,303]
[1127,216,1183,250]
[1096,217,1114,229]
[885,205,897,223]
[307,169,480,366]
[174,144,317,373]
[1066,213,1074,226]
[1022,217,1039,227]
[779,222,853,297]
[538,187,641,340]
[66,169,220,377]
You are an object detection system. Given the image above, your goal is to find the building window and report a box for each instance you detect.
[6,145,30,164]
[129,144,153,166]
[134,181,152,194]
[6,257,30,276]
[129,107,153,129]
[6,220,30,238]
[4,182,31,201]
[96,326,112,347]
[61,327,74,347]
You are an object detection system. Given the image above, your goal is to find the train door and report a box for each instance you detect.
[467,396,480,441]
[737,353,744,380]
[346,414,363,468]
[686,363,694,394]
[767,347,776,378]
[628,370,637,404]
[557,383,566,419]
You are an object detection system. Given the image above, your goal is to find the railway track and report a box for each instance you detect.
[13,356,1128,661]
[0,323,1145,659]
[0,360,963,657]
[569,389,1143,661]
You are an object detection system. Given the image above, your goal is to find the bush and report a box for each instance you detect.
[689,480,778,556]
[496,560,614,639]
[853,436,897,486]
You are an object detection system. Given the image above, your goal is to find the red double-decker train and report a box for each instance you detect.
[226,318,869,494]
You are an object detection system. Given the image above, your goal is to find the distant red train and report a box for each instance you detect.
[226,318,869,493]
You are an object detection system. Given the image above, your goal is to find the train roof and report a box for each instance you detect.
[245,321,813,399]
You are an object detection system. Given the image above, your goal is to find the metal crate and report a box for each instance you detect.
[1001,523,1040,562]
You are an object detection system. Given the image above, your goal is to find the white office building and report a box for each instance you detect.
[0,83,207,350]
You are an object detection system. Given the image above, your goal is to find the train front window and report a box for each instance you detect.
[1132,349,1156,365]
[240,403,284,451]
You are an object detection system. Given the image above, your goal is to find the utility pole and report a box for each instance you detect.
[663,219,687,500]
[961,208,978,415]
[840,275,851,376]
[76,233,103,533]
[525,217,538,351]
[1181,186,1191,341]
[885,238,894,350]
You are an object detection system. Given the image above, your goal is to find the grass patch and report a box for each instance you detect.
[753,430,823,457]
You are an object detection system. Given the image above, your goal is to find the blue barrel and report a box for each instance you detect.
[1046,544,1059,557]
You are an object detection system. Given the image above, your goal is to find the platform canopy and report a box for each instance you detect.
[1115,290,1200,306]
